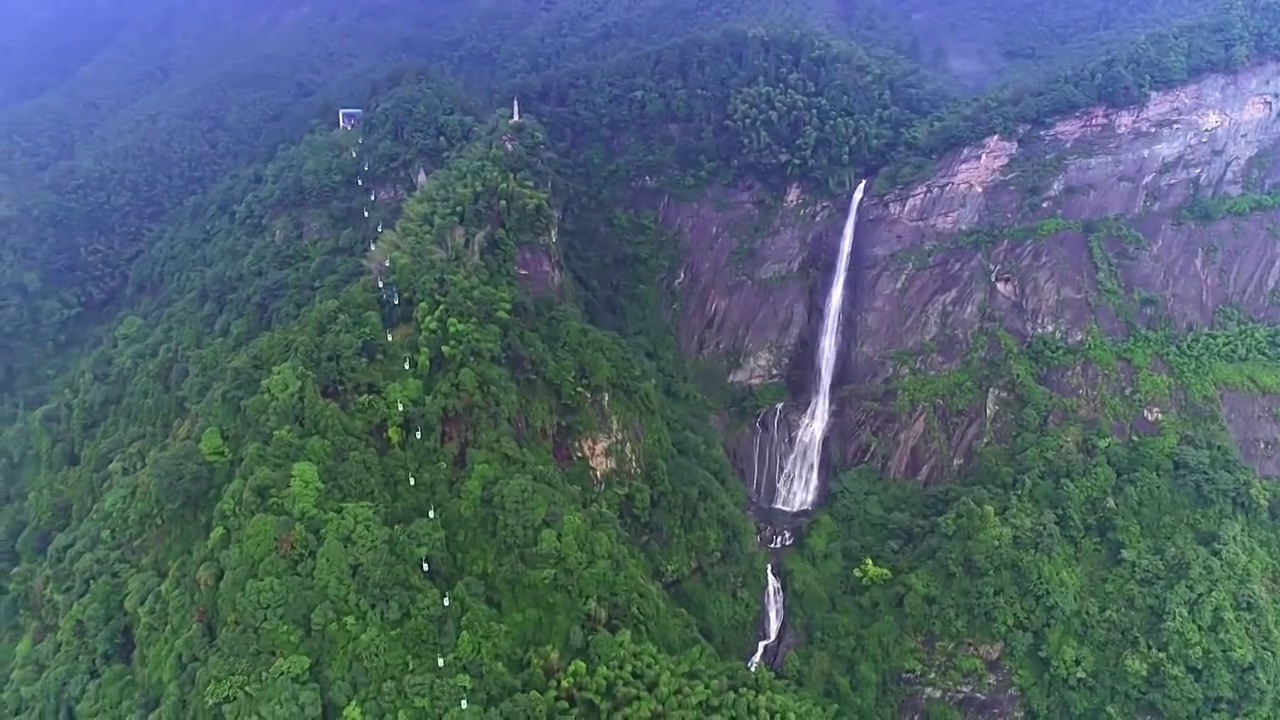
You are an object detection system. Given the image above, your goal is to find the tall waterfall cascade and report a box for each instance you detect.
[747,563,784,671]
[747,180,867,673]
[771,179,867,512]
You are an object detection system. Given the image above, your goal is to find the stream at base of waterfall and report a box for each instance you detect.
[747,179,866,671]
[747,563,784,670]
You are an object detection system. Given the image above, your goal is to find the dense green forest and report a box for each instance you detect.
[8,0,1280,716]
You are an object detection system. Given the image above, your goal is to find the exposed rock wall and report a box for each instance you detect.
[665,61,1280,485]
[660,186,842,386]
[515,209,565,298]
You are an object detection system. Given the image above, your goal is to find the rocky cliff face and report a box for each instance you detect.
[665,62,1280,494]
[660,185,838,386]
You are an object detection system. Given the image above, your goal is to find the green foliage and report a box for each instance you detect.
[852,558,892,587]
[1180,187,1280,223]
[10,1,1280,718]
[287,462,324,518]
[198,427,232,464]
[523,28,943,194]
[527,629,837,716]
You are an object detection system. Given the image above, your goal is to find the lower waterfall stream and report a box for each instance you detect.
[747,563,784,671]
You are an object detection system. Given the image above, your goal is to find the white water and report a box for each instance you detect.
[750,403,786,501]
[747,562,785,671]
[771,180,867,512]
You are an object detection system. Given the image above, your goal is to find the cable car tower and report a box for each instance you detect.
[338,108,364,130]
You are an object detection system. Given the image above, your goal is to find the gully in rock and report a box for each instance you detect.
[747,179,867,671]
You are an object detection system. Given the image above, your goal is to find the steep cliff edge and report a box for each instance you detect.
[667,61,1280,487]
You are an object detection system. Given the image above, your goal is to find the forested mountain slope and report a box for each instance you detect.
[2,82,831,717]
[7,0,1280,717]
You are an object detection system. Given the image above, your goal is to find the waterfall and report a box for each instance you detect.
[747,562,784,671]
[745,180,867,672]
[750,403,786,501]
[771,179,867,512]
